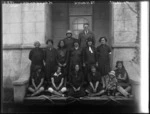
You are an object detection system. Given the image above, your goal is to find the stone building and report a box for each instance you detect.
[2,2,140,102]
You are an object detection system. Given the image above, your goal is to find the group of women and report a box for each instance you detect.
[27,29,132,98]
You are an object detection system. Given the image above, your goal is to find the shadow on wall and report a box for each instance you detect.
[123,61,140,82]
[3,87,14,103]
[3,63,31,102]
[3,73,19,103]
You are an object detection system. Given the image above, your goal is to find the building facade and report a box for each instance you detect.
[2,2,140,100]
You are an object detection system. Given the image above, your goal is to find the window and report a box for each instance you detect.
[69,3,93,38]
[72,17,89,36]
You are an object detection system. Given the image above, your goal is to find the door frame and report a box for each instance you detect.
[67,3,94,32]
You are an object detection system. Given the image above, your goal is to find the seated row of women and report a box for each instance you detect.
[27,61,133,98]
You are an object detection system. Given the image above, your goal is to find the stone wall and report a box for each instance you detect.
[3,2,140,88]
[45,4,52,42]
[112,2,140,82]
[93,2,111,47]
[52,3,68,48]
[3,3,47,88]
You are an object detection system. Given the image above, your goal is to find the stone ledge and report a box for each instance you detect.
[3,44,47,50]
[13,78,29,86]
[112,43,139,48]
[3,43,140,50]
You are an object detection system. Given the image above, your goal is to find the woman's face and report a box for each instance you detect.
[47,41,53,47]
[74,42,79,47]
[88,41,92,46]
[75,65,80,71]
[110,74,114,78]
[118,63,123,69]
[66,33,72,38]
[91,67,96,73]
[60,41,65,47]
[57,67,61,73]
[35,42,40,48]
[37,68,41,72]
[101,38,106,44]
[83,24,89,31]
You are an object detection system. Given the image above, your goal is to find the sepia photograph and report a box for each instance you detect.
[1,0,149,113]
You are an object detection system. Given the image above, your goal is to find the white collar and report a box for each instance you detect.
[54,72,62,77]
[75,47,79,50]
[89,46,93,53]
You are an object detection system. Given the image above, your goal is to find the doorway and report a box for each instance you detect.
[69,3,93,39]
[47,2,113,67]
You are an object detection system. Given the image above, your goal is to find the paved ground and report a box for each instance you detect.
[2,103,140,113]
[2,88,140,113]
[2,95,140,113]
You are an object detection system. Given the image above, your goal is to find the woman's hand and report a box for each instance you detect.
[63,63,66,67]
[103,84,105,89]
[55,86,59,90]
[118,74,122,79]
[88,93,94,97]
[96,62,98,67]
[35,87,38,91]
[73,87,77,92]
[93,88,97,93]
[83,63,86,67]
[77,87,80,91]
[58,63,62,67]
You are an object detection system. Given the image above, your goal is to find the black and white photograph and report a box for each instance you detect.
[1,0,149,113]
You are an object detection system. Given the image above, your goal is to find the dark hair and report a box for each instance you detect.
[34,65,42,72]
[57,40,66,48]
[99,37,107,42]
[46,39,53,45]
[71,63,82,71]
[115,61,129,82]
[55,65,61,71]
[115,61,125,69]
[91,65,96,70]
[84,23,89,26]
[73,39,80,46]
[66,32,72,36]
[86,37,94,46]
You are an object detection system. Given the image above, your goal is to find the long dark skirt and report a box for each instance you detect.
[68,87,86,98]
[98,63,110,76]
[84,63,97,83]
[86,84,103,93]
[117,82,132,93]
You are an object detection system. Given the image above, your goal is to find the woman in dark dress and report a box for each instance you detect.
[48,66,67,97]
[68,64,86,98]
[115,61,133,97]
[69,40,84,75]
[44,39,58,89]
[27,65,45,97]
[97,37,112,87]
[85,65,105,97]
[63,30,76,51]
[29,41,44,76]
[97,37,111,76]
[57,40,69,74]
[83,37,98,82]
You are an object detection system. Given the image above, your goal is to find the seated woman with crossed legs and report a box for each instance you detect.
[27,65,45,97]
[48,66,67,97]
[85,65,105,97]
[67,64,86,98]
[115,61,133,98]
